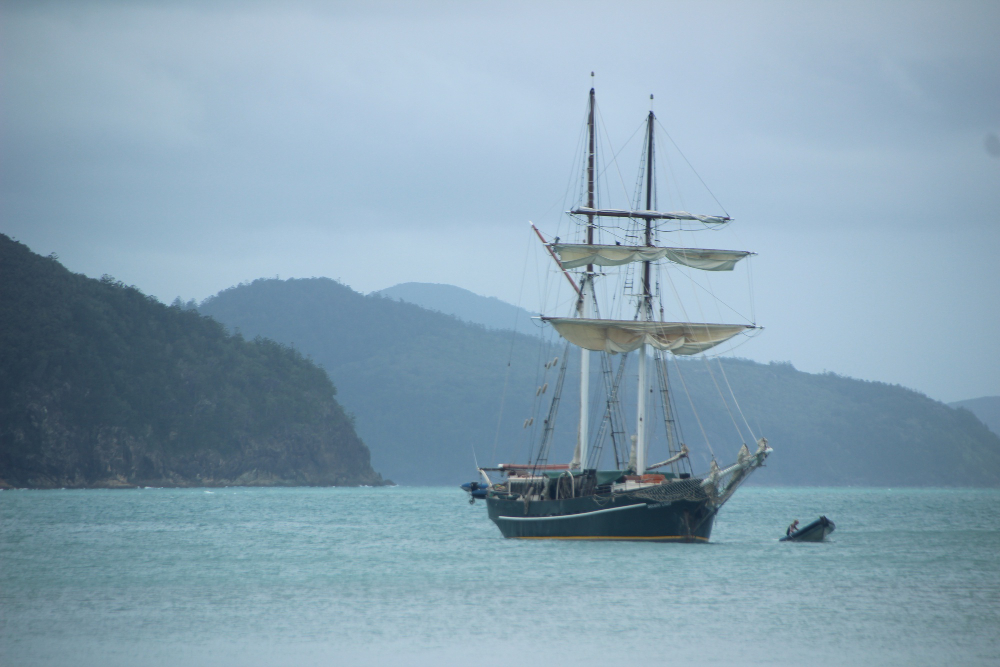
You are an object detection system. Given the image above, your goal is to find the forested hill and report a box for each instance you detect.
[669,360,1000,487]
[201,278,547,486]
[0,235,386,489]
[201,277,1000,487]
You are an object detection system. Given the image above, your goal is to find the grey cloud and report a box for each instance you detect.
[2,1,998,402]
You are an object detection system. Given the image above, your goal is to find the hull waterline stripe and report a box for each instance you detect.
[513,535,709,541]
[495,503,647,521]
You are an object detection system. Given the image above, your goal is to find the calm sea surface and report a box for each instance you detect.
[1,486,998,666]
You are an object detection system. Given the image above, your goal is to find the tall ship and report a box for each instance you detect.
[477,83,772,541]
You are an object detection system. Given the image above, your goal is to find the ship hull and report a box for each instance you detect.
[486,489,716,542]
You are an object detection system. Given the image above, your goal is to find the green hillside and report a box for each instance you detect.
[669,360,1000,486]
[201,278,552,485]
[0,235,385,488]
[201,278,1000,487]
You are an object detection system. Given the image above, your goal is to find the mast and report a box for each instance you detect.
[635,96,654,475]
[575,79,596,471]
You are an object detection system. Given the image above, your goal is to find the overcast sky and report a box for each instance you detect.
[3,0,998,403]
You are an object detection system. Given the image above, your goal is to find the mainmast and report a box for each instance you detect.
[635,96,655,475]
[575,78,596,470]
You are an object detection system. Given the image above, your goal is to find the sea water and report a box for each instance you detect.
[1,486,997,666]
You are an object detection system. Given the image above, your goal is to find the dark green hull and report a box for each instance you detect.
[486,484,717,542]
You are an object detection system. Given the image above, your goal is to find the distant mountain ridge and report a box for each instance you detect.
[374,282,540,336]
[0,235,385,489]
[201,277,1000,487]
[201,278,547,486]
[949,396,1000,436]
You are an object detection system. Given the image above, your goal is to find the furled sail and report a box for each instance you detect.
[551,243,751,271]
[543,318,753,355]
[569,207,730,225]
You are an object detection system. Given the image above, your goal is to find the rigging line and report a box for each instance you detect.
[546,103,590,275]
[715,356,757,442]
[701,351,747,444]
[595,115,645,181]
[609,352,630,469]
[653,351,679,456]
[566,97,592,215]
[531,342,571,471]
[584,290,607,444]
[669,354,715,460]
[521,333,554,467]
[662,258,732,457]
[570,122,589,223]
[701,328,762,444]
[519,250,555,466]
[700,328,763,357]
[539,118,587,223]
[657,127,686,216]
[593,104,645,184]
[663,260,693,324]
[588,351,627,470]
[678,267,750,322]
[595,104,640,212]
[490,227,534,466]
[537,233,560,320]
[631,129,648,211]
[665,357,692,474]
[699,253,728,327]
[677,237,747,446]
[592,355,618,470]
[653,220,732,233]
[705,213,756,322]
[654,117,730,219]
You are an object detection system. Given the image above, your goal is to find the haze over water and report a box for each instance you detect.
[2,486,997,666]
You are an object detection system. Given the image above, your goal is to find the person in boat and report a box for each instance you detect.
[786,520,800,536]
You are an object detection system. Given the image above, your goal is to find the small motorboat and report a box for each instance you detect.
[460,481,490,504]
[780,515,835,542]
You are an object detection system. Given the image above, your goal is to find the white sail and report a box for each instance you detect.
[551,243,751,271]
[569,207,730,225]
[543,317,753,355]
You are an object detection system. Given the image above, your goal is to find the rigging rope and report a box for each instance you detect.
[490,227,535,467]
[587,351,630,470]
[595,104,641,217]
[654,117,730,219]
[669,354,715,460]
[701,354,747,444]
[531,342,571,472]
[715,356,757,442]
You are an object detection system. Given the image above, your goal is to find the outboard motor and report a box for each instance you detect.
[460,481,490,504]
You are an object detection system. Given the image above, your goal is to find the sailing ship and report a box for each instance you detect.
[478,83,772,542]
